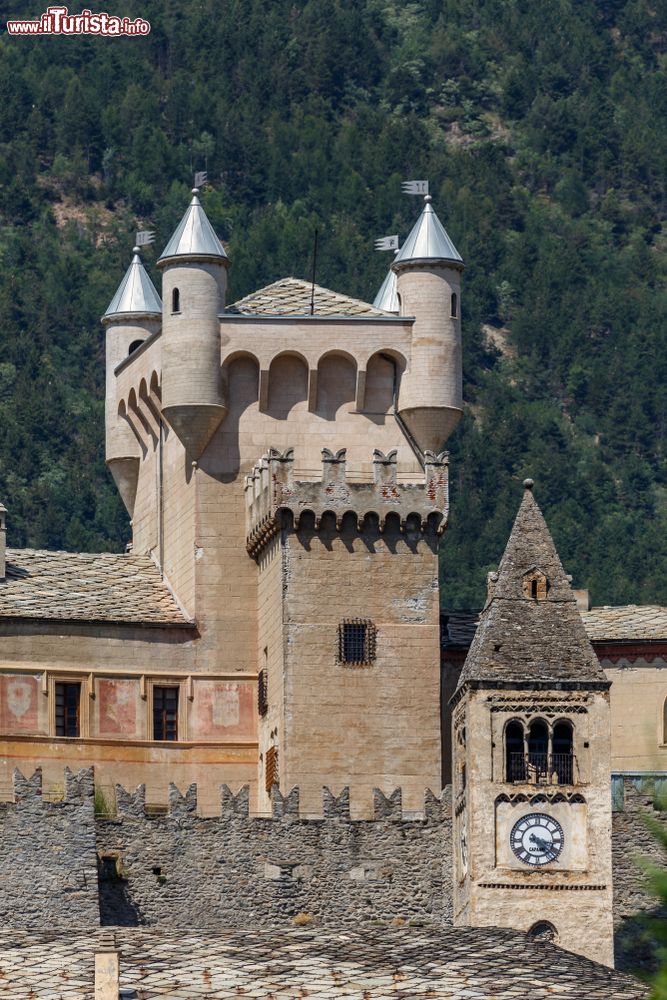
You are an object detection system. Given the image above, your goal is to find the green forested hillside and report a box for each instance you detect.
[1,0,667,607]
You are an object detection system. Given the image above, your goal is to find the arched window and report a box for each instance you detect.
[128,339,144,355]
[528,921,558,944]
[527,720,549,781]
[552,721,574,784]
[172,288,180,313]
[451,292,458,318]
[505,721,524,782]
[522,569,550,600]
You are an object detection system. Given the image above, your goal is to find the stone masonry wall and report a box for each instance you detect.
[95,782,452,929]
[613,777,667,972]
[0,767,99,929]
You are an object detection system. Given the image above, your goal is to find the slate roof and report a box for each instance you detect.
[583,604,667,642]
[456,484,607,691]
[0,925,647,998]
[442,605,667,650]
[0,549,190,626]
[227,276,389,317]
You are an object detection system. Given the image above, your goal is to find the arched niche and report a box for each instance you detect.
[363,351,406,415]
[267,352,308,419]
[316,351,356,420]
[225,353,259,418]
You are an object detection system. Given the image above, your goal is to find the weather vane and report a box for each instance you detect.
[402,179,429,196]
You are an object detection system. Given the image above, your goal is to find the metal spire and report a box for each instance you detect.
[103,246,162,318]
[393,195,463,268]
[158,188,228,265]
[373,252,400,312]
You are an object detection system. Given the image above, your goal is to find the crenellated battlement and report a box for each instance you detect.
[245,446,449,556]
[111,778,450,822]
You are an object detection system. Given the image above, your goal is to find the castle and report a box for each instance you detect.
[0,187,664,980]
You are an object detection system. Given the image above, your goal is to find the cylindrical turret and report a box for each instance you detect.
[157,189,229,459]
[395,195,464,454]
[102,247,162,514]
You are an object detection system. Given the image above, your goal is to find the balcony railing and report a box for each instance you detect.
[507,752,576,785]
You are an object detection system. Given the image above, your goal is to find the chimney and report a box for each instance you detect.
[574,588,590,612]
[94,932,120,1000]
[0,503,6,581]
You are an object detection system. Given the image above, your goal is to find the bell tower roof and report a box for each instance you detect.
[393,196,463,269]
[455,480,607,695]
[158,189,228,266]
[103,247,162,320]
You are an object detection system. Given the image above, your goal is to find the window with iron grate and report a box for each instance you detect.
[338,619,377,666]
[55,682,81,737]
[265,745,279,793]
[153,685,179,741]
[258,669,268,717]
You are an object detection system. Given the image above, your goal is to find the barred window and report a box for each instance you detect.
[265,745,279,793]
[338,619,377,666]
[153,685,179,741]
[258,669,268,717]
[55,682,81,737]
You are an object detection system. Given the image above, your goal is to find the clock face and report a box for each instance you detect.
[510,812,564,866]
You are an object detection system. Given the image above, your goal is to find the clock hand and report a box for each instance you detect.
[529,833,551,852]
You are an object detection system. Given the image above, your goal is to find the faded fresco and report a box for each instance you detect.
[192,681,256,740]
[0,674,40,733]
[97,678,139,738]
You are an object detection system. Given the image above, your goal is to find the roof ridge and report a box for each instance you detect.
[227,276,391,317]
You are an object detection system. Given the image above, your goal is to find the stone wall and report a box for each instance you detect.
[1,765,663,957]
[96,782,452,929]
[613,777,667,972]
[0,767,99,929]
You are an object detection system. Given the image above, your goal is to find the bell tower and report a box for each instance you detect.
[451,480,614,966]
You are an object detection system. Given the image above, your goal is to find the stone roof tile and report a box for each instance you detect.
[582,604,667,642]
[1,549,190,626]
[442,605,667,649]
[0,925,647,998]
[456,485,607,690]
[227,276,389,317]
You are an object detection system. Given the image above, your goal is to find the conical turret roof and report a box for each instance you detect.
[103,248,162,319]
[393,196,462,268]
[158,189,228,265]
[372,264,400,313]
[455,481,607,695]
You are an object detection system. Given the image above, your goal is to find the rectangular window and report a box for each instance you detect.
[55,682,81,737]
[153,686,179,741]
[338,619,377,665]
[265,745,279,793]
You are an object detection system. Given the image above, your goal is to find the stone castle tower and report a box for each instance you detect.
[100,188,464,812]
[450,480,614,965]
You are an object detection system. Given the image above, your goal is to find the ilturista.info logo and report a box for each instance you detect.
[5,6,150,35]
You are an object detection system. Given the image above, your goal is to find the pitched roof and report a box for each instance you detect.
[227,277,389,317]
[394,196,463,267]
[103,249,162,319]
[1,549,190,626]
[1,926,647,999]
[443,604,667,649]
[456,483,607,692]
[583,604,667,642]
[158,190,228,264]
